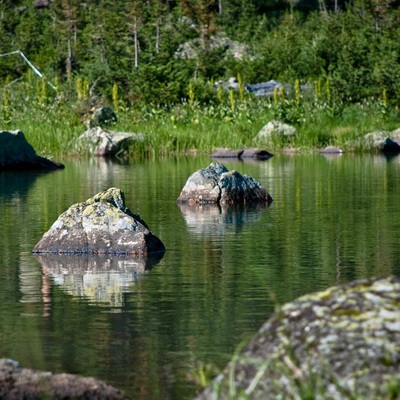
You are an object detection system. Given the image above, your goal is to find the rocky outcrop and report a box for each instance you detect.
[0,130,64,170]
[0,358,127,400]
[32,187,165,255]
[177,162,272,205]
[362,131,400,153]
[211,148,273,161]
[254,120,297,144]
[197,276,400,400]
[75,127,144,157]
[175,33,253,61]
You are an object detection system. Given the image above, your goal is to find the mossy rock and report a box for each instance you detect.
[33,187,165,255]
[197,276,400,399]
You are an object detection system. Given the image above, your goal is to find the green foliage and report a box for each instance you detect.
[1,0,400,107]
[1,0,400,157]
[2,72,399,158]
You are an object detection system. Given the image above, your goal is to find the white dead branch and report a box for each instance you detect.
[0,50,56,90]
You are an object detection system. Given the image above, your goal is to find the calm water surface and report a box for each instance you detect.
[1,153,400,399]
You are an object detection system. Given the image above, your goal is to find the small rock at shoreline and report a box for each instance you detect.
[75,127,144,157]
[211,148,273,160]
[0,130,64,170]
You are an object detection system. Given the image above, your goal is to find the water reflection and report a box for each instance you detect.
[5,155,400,400]
[34,253,163,309]
[0,170,60,200]
[177,203,270,235]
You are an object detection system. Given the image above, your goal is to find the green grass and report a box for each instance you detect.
[2,80,399,158]
[191,349,400,400]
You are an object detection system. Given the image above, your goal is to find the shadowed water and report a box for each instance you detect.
[1,153,400,399]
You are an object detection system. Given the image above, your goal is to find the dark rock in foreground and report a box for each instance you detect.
[0,130,64,170]
[0,358,127,400]
[33,187,165,255]
[177,162,272,205]
[197,276,400,400]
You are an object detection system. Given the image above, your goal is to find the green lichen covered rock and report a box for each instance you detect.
[197,276,400,399]
[32,187,165,255]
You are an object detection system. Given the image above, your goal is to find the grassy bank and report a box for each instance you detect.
[2,79,399,158]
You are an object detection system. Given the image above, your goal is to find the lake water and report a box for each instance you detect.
[1,153,400,399]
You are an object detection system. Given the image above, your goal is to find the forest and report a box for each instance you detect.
[1,0,400,155]
[1,0,400,104]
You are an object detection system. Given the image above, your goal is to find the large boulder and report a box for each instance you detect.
[0,130,64,170]
[0,358,127,400]
[197,276,400,400]
[32,187,165,255]
[177,162,272,205]
[75,127,144,157]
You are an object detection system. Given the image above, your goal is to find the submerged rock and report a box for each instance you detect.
[0,130,64,170]
[320,145,343,154]
[177,162,272,205]
[211,148,273,160]
[32,187,165,255]
[197,276,400,400]
[0,358,127,400]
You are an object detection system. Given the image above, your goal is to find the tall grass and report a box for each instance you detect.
[1,75,399,158]
[191,345,400,400]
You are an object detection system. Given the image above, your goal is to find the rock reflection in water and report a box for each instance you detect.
[34,253,163,309]
[178,203,269,235]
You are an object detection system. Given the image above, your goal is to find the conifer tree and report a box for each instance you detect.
[54,0,79,79]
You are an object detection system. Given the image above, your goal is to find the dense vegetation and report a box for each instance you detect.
[1,0,400,156]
